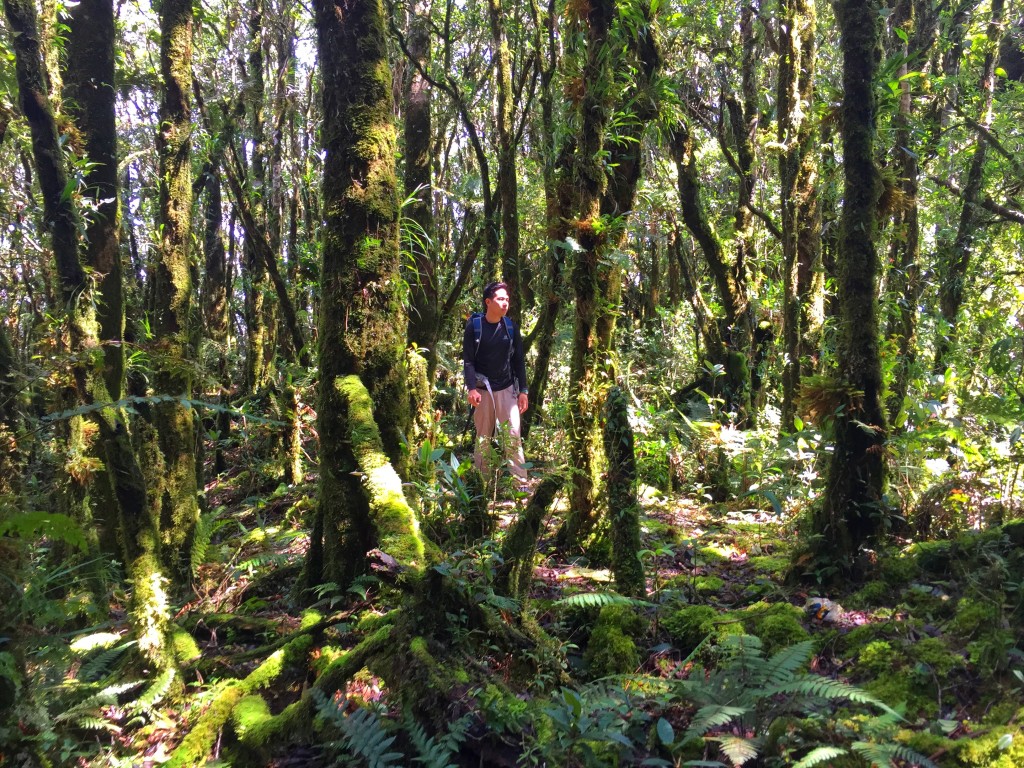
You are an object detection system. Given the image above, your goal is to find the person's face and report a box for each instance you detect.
[486,288,510,316]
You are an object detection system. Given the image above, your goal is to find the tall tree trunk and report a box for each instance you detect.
[559,0,615,550]
[812,0,888,575]
[153,0,199,581]
[5,0,168,665]
[305,0,410,593]
[403,0,439,374]
[522,0,566,439]
[779,0,820,431]
[883,0,935,425]
[487,0,522,322]
[201,167,232,475]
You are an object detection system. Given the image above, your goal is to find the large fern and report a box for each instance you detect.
[313,690,405,767]
[664,635,916,767]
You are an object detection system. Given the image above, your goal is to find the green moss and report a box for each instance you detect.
[879,553,919,585]
[748,555,790,578]
[232,694,271,737]
[478,683,530,733]
[950,598,1001,638]
[847,580,889,608]
[909,540,954,577]
[663,605,719,652]
[697,546,729,564]
[753,613,810,654]
[911,637,965,678]
[169,625,201,663]
[953,724,1024,767]
[584,604,643,677]
[692,575,725,595]
[858,640,895,674]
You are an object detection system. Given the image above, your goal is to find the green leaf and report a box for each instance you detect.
[997,733,1013,751]
[657,716,675,746]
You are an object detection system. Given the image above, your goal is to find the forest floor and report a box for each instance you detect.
[147,440,1024,768]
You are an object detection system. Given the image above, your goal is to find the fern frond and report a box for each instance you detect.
[191,509,231,575]
[341,707,404,768]
[791,746,849,768]
[553,592,653,610]
[77,641,136,683]
[710,734,762,765]
[71,715,120,733]
[235,552,292,574]
[131,667,176,714]
[765,678,898,717]
[851,740,938,768]
[761,641,814,687]
[313,691,405,767]
[683,704,748,740]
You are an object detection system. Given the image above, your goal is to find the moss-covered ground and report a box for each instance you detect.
[12,427,1024,767]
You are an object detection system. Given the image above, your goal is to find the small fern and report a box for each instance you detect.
[791,746,849,767]
[851,740,939,768]
[191,508,232,576]
[404,711,471,768]
[130,667,176,715]
[553,591,653,610]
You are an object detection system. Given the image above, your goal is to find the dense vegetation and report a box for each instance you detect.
[1,0,1023,765]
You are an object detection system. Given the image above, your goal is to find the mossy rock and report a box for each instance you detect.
[732,601,809,654]
[583,604,644,677]
[949,597,1002,638]
[754,613,810,654]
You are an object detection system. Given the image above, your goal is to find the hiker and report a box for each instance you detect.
[462,281,529,482]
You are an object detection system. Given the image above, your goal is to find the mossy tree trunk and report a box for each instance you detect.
[522,0,571,439]
[670,122,752,423]
[306,0,410,592]
[560,0,615,550]
[5,0,170,665]
[487,0,523,323]
[403,0,440,376]
[778,0,820,432]
[882,0,934,426]
[812,0,889,574]
[603,387,645,598]
[200,166,233,475]
[152,0,200,581]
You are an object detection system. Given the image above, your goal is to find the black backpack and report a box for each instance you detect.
[469,312,514,360]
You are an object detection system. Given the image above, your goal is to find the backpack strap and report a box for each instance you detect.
[472,313,483,356]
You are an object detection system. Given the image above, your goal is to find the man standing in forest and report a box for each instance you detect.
[463,281,529,484]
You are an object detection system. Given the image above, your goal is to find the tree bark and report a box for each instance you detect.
[306,0,410,592]
[813,0,888,575]
[153,0,199,580]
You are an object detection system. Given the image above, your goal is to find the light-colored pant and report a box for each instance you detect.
[473,384,526,480]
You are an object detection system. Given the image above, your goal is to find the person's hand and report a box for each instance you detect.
[518,392,529,414]
[468,388,482,407]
